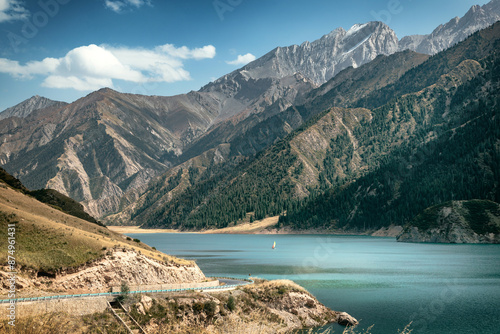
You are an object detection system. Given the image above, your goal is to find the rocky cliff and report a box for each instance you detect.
[397,200,500,243]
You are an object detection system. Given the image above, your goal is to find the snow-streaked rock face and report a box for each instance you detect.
[208,21,399,88]
[399,0,500,54]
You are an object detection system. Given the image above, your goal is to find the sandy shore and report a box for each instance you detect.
[202,216,279,234]
[107,216,280,235]
[107,226,184,234]
[107,220,402,237]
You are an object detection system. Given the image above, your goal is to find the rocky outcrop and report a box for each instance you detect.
[135,295,154,315]
[2,249,205,295]
[397,200,500,243]
[53,249,205,293]
[337,312,359,326]
[125,279,349,334]
[372,225,403,237]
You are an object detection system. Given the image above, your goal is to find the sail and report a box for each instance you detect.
[272,241,276,249]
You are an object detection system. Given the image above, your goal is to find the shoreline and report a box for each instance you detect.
[108,221,403,237]
[107,226,190,234]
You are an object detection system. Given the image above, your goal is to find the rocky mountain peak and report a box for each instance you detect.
[317,26,346,41]
[0,95,66,120]
[399,0,500,54]
[96,87,117,95]
[213,20,398,87]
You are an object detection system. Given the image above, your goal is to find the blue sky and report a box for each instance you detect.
[0,0,491,111]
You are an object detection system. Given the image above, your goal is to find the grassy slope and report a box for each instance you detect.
[0,166,100,225]
[0,181,192,274]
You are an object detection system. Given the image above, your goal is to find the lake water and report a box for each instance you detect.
[126,233,500,334]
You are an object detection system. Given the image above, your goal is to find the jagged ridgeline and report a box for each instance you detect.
[133,22,500,230]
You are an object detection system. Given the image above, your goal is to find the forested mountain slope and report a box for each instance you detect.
[112,50,429,227]
[130,22,500,231]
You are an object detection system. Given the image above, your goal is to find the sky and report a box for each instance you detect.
[0,0,491,111]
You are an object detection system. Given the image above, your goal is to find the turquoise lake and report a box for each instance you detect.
[126,233,500,334]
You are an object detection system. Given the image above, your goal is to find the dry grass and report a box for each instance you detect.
[214,309,284,334]
[0,184,194,273]
[0,312,81,334]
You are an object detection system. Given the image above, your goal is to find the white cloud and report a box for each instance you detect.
[43,76,113,91]
[0,43,216,91]
[159,44,216,60]
[104,0,151,13]
[0,0,29,23]
[226,53,256,66]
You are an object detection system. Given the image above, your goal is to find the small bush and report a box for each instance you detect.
[117,281,130,302]
[193,302,204,314]
[227,295,236,311]
[204,301,217,317]
[277,286,287,295]
[133,238,141,243]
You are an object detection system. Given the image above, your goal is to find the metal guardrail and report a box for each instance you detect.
[0,277,254,304]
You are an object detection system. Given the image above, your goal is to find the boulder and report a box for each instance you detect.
[136,303,146,315]
[337,312,359,326]
[141,295,153,311]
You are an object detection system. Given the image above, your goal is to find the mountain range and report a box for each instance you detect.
[126,22,500,230]
[0,0,499,228]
